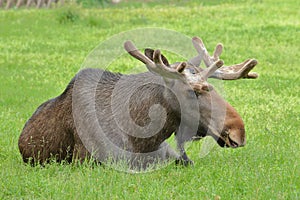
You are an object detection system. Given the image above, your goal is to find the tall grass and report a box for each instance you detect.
[0,0,299,199]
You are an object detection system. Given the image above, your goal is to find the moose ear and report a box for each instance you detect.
[145,48,170,66]
[144,48,154,60]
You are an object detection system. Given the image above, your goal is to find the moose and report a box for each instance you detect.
[18,37,258,169]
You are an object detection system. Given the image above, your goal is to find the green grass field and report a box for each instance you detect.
[0,0,299,199]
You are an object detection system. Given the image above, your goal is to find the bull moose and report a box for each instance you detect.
[18,37,258,169]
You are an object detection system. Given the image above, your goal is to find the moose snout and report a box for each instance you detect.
[218,103,247,148]
[223,127,246,148]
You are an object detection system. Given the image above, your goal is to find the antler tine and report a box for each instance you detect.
[202,60,224,80]
[124,41,187,80]
[192,37,223,67]
[124,41,154,65]
[213,43,223,60]
[152,49,187,79]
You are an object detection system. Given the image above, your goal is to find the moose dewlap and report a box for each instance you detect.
[18,37,258,169]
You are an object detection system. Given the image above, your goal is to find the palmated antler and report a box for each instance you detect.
[190,37,258,80]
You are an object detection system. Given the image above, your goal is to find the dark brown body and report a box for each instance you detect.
[19,70,181,166]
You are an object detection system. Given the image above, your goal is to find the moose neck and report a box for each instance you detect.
[72,69,180,152]
[109,72,180,153]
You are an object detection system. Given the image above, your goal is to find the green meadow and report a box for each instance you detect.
[0,0,299,199]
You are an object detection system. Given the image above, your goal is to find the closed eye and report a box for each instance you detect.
[207,85,214,92]
[202,84,214,92]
